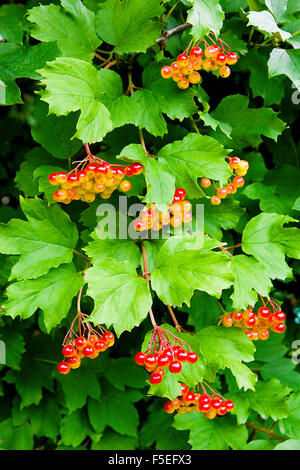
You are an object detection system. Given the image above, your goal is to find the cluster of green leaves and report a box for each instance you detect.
[0,0,299,451]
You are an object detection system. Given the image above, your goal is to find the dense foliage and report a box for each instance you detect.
[0,0,300,451]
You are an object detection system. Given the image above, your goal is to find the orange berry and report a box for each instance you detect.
[210,195,221,205]
[219,65,231,78]
[161,65,172,79]
[200,177,211,188]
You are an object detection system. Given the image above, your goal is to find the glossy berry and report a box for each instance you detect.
[190,46,203,59]
[164,402,174,413]
[94,340,108,352]
[145,354,157,367]
[134,219,146,232]
[211,397,223,409]
[274,311,286,323]
[232,176,244,188]
[216,187,228,199]
[68,355,81,369]
[200,177,211,188]
[204,45,221,58]
[157,354,171,367]
[149,371,163,384]
[257,307,271,319]
[82,345,95,357]
[169,360,182,373]
[57,361,70,375]
[135,352,146,365]
[219,65,231,78]
[102,331,115,345]
[75,336,87,350]
[218,405,227,415]
[177,350,189,362]
[274,323,286,333]
[226,52,238,65]
[130,163,143,175]
[215,53,227,65]
[174,188,186,200]
[177,78,189,89]
[62,344,75,357]
[222,314,233,327]
[259,329,270,341]
[229,157,240,169]
[182,63,194,75]
[49,173,59,185]
[211,195,221,205]
[188,71,201,84]
[161,65,172,79]
[187,352,198,363]
[224,400,234,411]
[170,62,182,73]
[177,53,189,67]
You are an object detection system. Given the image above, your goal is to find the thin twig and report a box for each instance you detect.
[156,23,192,45]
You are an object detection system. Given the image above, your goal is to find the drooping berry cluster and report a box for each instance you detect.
[57,311,114,374]
[160,35,238,90]
[164,382,234,419]
[135,326,198,385]
[49,154,143,204]
[221,298,286,341]
[200,156,249,206]
[134,188,192,232]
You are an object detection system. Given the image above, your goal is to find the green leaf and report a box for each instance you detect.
[174,412,248,450]
[95,0,163,53]
[14,358,53,408]
[60,408,95,447]
[0,419,34,450]
[86,258,152,336]
[181,292,221,331]
[28,0,101,62]
[0,42,59,106]
[230,254,272,310]
[196,326,256,390]
[247,10,291,41]
[210,94,286,149]
[38,57,113,143]
[88,389,139,437]
[261,358,300,390]
[187,1,225,39]
[274,440,300,450]
[0,327,25,371]
[158,133,232,198]
[29,397,61,440]
[0,197,78,280]
[268,48,300,92]
[0,4,27,44]
[31,99,82,159]
[56,367,101,412]
[117,143,176,210]
[247,378,291,420]
[279,392,300,438]
[104,358,147,391]
[201,198,245,240]
[91,430,138,450]
[2,264,83,331]
[242,212,300,279]
[151,236,233,307]
[84,230,141,269]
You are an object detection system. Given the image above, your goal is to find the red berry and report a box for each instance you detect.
[95,163,108,175]
[187,352,198,363]
[94,340,108,352]
[57,361,70,375]
[274,311,286,323]
[161,65,172,79]
[134,219,146,232]
[169,360,182,373]
[62,344,75,357]
[145,354,157,367]
[257,307,271,319]
[211,397,223,409]
[224,400,234,411]
[149,371,163,384]
[184,391,195,403]
[130,163,143,175]
[49,173,59,185]
[215,52,227,65]
[181,383,188,396]
[232,176,244,188]
[198,401,211,412]
[163,401,174,413]
[226,52,238,65]
[82,345,95,357]
[190,47,203,59]
[216,187,228,199]
[135,352,146,365]
[274,323,286,333]
[218,405,227,415]
[177,53,189,66]
[74,337,87,350]
[56,171,67,184]
[157,354,171,367]
[102,331,115,344]
[177,350,189,362]
[174,188,186,200]
[85,163,98,174]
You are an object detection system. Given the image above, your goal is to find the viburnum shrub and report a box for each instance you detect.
[0,0,299,453]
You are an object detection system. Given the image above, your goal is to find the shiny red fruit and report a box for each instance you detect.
[62,344,75,357]
[57,361,70,374]
[187,352,198,363]
[169,360,182,373]
[135,352,146,365]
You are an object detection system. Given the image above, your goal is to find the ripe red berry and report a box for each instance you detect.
[232,176,244,188]
[274,323,286,333]
[257,307,271,319]
[85,163,98,174]
[177,350,188,362]
[149,371,163,384]
[204,45,221,58]
[169,360,182,373]
[56,171,67,184]
[226,52,238,65]
[216,187,228,199]
[218,404,227,415]
[68,355,81,369]
[161,65,172,79]
[190,46,203,59]
[184,391,195,403]
[94,340,108,352]
[181,383,188,396]
[135,352,146,365]
[187,352,198,363]
[224,400,234,411]
[274,311,286,323]
[157,354,171,367]
[229,157,240,169]
[164,401,174,413]
[57,361,70,375]
[177,53,189,66]
[211,195,221,205]
[174,188,186,200]
[215,52,227,65]
[62,344,75,357]
[130,163,143,175]
[49,173,59,185]
[198,401,211,412]
[145,354,157,367]
[82,345,95,357]
[75,337,87,350]
[102,331,115,344]
[200,177,211,188]
[211,397,223,409]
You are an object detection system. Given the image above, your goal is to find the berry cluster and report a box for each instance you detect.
[57,310,114,375]
[49,155,143,204]
[134,326,198,385]
[164,383,234,419]
[160,35,238,90]
[200,156,249,206]
[221,298,286,341]
[134,188,192,232]
[57,331,115,374]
